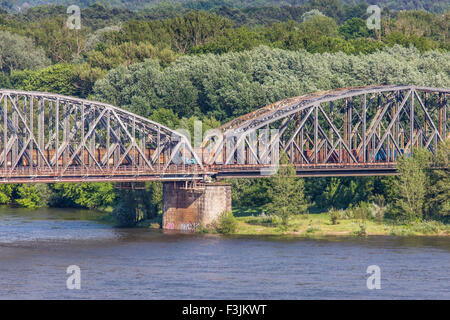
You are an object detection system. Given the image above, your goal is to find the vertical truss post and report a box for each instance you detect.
[157,127,160,170]
[63,103,68,167]
[132,115,136,168]
[12,100,18,166]
[444,94,447,139]
[2,95,6,169]
[29,96,34,168]
[314,104,318,164]
[410,89,414,155]
[38,98,44,168]
[362,94,367,163]
[348,98,352,155]
[55,98,59,169]
[89,108,95,168]
[106,109,110,169]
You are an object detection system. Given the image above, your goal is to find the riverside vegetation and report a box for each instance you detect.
[0,1,448,235]
[200,140,450,237]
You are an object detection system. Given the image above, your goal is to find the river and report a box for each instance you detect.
[0,207,449,299]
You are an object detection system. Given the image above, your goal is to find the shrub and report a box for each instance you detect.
[354,224,367,236]
[329,208,340,225]
[411,221,440,234]
[113,204,137,227]
[306,226,320,234]
[215,211,237,235]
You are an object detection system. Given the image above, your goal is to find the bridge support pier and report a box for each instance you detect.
[162,182,232,231]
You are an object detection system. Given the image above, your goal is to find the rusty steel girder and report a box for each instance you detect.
[0,90,203,183]
[207,85,449,167]
[0,85,448,182]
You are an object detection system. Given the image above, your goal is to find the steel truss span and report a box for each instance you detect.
[0,85,448,182]
[0,90,204,183]
[205,85,448,177]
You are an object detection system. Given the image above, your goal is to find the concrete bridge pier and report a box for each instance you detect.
[162,182,232,231]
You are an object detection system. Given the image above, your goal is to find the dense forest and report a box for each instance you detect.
[1,1,449,14]
[0,0,448,228]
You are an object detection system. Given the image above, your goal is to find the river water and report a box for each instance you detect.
[0,207,448,299]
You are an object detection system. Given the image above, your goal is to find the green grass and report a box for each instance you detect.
[231,207,450,237]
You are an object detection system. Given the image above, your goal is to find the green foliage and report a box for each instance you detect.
[299,14,339,38]
[11,64,78,95]
[14,184,51,209]
[0,30,50,73]
[228,178,272,208]
[94,46,450,122]
[339,17,372,39]
[0,71,11,87]
[0,184,13,204]
[112,181,162,227]
[329,208,339,225]
[215,210,237,234]
[410,220,440,235]
[426,138,450,219]
[113,202,137,227]
[49,182,115,209]
[354,223,366,236]
[265,153,308,228]
[388,148,431,222]
[308,176,378,210]
[23,16,90,63]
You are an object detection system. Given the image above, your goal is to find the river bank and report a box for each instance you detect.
[129,207,450,237]
[230,210,450,237]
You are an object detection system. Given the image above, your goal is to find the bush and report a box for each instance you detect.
[329,208,340,225]
[411,221,441,234]
[113,204,137,227]
[354,224,367,236]
[215,211,237,235]
[14,184,51,209]
[306,226,320,234]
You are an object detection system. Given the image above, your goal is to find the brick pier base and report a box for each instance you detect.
[162,182,232,231]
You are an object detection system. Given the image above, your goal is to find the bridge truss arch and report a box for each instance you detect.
[0,85,448,182]
[0,90,203,183]
[205,85,449,177]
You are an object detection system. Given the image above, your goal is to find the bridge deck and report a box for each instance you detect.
[0,163,399,183]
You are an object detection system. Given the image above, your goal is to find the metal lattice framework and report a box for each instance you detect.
[204,85,448,177]
[0,85,448,182]
[0,90,203,183]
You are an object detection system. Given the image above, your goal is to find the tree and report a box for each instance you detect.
[265,153,308,228]
[426,138,450,220]
[113,181,162,227]
[0,184,12,204]
[11,64,79,96]
[49,182,115,209]
[339,18,372,40]
[14,184,51,209]
[303,0,344,23]
[299,15,339,38]
[301,9,324,22]
[25,17,89,63]
[388,148,431,222]
[0,31,50,73]
[94,46,450,123]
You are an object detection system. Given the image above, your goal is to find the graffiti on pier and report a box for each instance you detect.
[180,223,200,231]
[165,222,175,230]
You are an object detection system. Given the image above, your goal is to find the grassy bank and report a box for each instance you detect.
[229,208,450,237]
[96,206,449,237]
